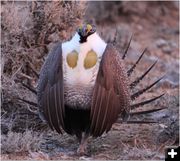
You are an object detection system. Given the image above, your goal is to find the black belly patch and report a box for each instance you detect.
[64,105,91,135]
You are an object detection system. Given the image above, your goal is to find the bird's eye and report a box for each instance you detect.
[66,50,78,68]
[84,50,97,69]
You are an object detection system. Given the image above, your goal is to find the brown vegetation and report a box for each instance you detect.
[1,1,179,160]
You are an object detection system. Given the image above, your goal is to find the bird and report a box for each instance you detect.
[19,24,164,155]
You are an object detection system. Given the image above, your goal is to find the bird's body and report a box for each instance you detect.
[62,32,107,139]
[36,24,164,155]
[37,24,130,153]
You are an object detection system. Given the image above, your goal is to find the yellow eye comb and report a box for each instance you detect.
[86,24,92,33]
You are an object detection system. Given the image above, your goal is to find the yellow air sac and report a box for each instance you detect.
[66,50,78,68]
[84,50,97,69]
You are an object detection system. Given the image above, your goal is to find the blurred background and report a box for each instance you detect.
[1,1,179,160]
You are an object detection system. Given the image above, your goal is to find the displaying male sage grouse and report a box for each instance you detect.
[20,24,164,155]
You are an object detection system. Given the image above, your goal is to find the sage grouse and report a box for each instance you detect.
[21,24,164,155]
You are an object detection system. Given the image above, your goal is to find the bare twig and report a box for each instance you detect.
[18,73,34,80]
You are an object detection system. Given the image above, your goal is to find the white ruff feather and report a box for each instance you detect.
[62,32,107,87]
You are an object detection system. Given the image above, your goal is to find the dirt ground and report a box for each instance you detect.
[1,1,179,160]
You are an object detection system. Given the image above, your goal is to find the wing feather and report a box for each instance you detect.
[45,86,54,130]
[37,43,64,133]
[99,89,111,135]
[49,86,62,133]
[90,85,101,131]
[106,92,118,132]
[90,44,131,137]
[56,81,64,127]
[93,87,106,136]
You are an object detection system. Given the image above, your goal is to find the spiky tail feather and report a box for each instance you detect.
[130,107,165,116]
[131,76,164,100]
[116,120,157,124]
[130,60,158,89]
[17,98,38,107]
[125,120,157,124]
[131,94,165,110]
[20,82,37,95]
[28,62,39,78]
[127,48,147,77]
[122,35,133,60]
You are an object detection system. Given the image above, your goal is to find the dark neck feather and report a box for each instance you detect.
[79,36,88,43]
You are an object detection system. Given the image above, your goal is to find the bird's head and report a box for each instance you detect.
[77,24,96,43]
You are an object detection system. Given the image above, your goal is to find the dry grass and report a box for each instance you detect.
[1,130,43,154]
[1,1,179,160]
[1,0,86,156]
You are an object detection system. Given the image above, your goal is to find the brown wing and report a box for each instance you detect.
[37,43,64,134]
[90,44,131,137]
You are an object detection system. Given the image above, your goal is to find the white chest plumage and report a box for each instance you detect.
[61,32,107,108]
[62,32,107,87]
